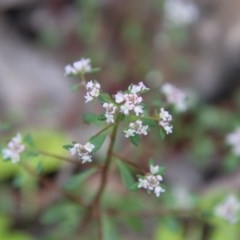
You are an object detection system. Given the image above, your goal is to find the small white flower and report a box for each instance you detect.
[84,142,95,152]
[214,195,240,224]
[64,64,77,76]
[2,133,25,164]
[154,186,165,197]
[226,128,240,156]
[129,82,149,94]
[164,0,198,27]
[69,142,95,164]
[120,93,143,116]
[161,83,189,112]
[124,120,148,138]
[102,103,117,123]
[150,165,160,175]
[84,80,101,103]
[138,164,165,197]
[73,58,91,73]
[114,91,125,103]
[124,129,135,138]
[64,58,92,76]
[159,108,173,134]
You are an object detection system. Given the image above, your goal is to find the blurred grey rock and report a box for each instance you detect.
[0,19,73,127]
[0,0,37,11]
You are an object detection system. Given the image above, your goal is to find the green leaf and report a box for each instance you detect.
[129,134,140,146]
[148,158,155,167]
[129,182,139,191]
[98,113,107,121]
[24,134,35,147]
[117,161,135,189]
[36,161,44,174]
[99,93,113,103]
[62,144,73,150]
[89,129,110,152]
[102,214,119,240]
[62,168,96,191]
[158,128,166,140]
[83,113,99,124]
[142,117,158,127]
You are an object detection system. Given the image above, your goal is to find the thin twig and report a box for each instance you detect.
[78,116,120,234]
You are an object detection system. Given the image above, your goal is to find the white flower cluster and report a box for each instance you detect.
[101,82,149,124]
[84,80,101,103]
[214,195,240,224]
[226,128,240,156]
[2,133,25,164]
[65,58,92,76]
[102,103,117,123]
[159,108,173,134]
[161,83,188,112]
[124,120,148,138]
[164,0,198,27]
[114,82,149,116]
[138,165,165,197]
[69,142,95,164]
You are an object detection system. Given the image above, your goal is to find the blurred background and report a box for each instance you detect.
[1,0,240,239]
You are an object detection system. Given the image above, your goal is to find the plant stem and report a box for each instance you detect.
[78,116,120,235]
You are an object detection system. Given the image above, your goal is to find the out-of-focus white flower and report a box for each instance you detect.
[138,164,165,197]
[102,103,117,123]
[129,82,150,94]
[124,120,148,138]
[69,142,95,164]
[161,83,189,112]
[64,58,92,76]
[2,133,25,164]
[172,186,194,210]
[164,0,199,27]
[84,80,101,103]
[226,128,240,156]
[159,108,173,134]
[214,195,240,224]
[64,64,77,76]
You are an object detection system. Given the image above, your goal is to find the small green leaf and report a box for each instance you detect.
[158,166,166,175]
[36,161,44,174]
[117,161,135,189]
[83,113,99,124]
[99,93,113,103]
[62,168,96,191]
[89,129,110,152]
[159,128,166,140]
[24,134,35,147]
[129,134,140,146]
[102,214,119,240]
[98,113,107,121]
[148,158,155,167]
[129,182,139,191]
[142,118,158,127]
[62,144,73,150]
